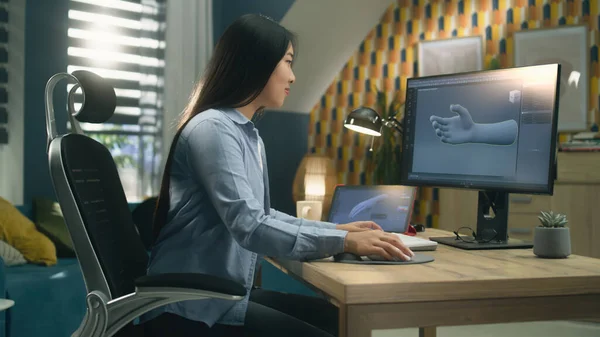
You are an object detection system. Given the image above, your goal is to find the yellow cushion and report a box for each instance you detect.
[0,197,57,266]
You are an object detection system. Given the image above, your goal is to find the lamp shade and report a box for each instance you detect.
[343,107,382,136]
[292,154,337,220]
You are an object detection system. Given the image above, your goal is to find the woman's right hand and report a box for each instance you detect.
[343,230,414,261]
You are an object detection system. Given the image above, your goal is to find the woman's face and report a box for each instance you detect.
[259,44,295,108]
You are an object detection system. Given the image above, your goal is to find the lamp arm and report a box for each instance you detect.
[383,116,403,134]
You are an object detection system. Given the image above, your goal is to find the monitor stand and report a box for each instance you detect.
[430,191,533,250]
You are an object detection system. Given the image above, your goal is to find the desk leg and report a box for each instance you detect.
[343,304,375,337]
[419,327,436,337]
[338,303,347,337]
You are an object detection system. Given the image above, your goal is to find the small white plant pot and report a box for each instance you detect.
[533,227,571,258]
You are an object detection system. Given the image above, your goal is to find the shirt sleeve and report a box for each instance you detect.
[184,118,347,260]
[270,208,338,230]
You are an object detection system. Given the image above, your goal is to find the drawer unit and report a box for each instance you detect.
[508,194,551,214]
[507,213,539,241]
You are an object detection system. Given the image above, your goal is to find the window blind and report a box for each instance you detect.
[67,0,167,201]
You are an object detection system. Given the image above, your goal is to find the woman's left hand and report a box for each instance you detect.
[336,221,383,232]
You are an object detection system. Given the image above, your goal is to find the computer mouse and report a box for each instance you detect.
[333,252,363,262]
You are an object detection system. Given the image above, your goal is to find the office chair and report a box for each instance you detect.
[44,70,246,337]
[131,196,158,251]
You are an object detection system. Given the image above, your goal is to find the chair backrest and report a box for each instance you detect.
[131,196,158,251]
[49,134,149,299]
[46,70,149,300]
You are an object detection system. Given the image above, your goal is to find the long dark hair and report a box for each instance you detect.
[152,14,297,242]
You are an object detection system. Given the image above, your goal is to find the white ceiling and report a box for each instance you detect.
[278,0,395,113]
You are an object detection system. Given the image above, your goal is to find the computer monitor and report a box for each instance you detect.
[399,63,561,250]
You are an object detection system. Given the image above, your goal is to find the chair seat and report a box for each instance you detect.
[135,273,247,297]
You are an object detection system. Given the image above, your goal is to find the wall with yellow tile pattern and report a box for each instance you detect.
[307,0,599,228]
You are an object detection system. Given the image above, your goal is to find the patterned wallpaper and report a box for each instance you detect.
[307,0,599,228]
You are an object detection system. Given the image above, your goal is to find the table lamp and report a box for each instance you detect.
[343,106,403,136]
[292,154,336,220]
[343,106,404,153]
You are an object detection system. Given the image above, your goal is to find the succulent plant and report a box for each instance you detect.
[538,211,568,228]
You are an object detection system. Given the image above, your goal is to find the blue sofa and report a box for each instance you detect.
[1,202,151,337]
[0,205,87,337]
[3,257,86,337]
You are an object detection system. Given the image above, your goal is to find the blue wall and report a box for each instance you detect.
[23,0,69,205]
[256,111,309,216]
[212,0,295,42]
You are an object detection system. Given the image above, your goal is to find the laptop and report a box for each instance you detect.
[327,185,437,251]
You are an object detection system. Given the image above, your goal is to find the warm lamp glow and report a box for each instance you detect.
[304,173,326,199]
[344,123,382,136]
[293,154,337,220]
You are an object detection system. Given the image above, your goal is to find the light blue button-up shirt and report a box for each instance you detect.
[141,108,347,327]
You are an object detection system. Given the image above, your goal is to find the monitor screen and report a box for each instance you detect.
[400,63,560,194]
[327,185,415,233]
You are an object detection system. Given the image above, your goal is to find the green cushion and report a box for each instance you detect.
[33,197,76,258]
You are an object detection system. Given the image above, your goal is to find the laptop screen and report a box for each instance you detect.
[327,185,416,233]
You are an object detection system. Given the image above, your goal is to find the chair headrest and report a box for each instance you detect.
[71,70,117,124]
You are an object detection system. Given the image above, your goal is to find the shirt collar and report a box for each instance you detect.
[221,108,253,126]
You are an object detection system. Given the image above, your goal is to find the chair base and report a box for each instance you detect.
[71,288,244,337]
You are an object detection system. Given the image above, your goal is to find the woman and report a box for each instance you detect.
[142,13,413,337]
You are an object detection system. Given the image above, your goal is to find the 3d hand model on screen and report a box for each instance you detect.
[429,104,518,146]
[348,194,389,219]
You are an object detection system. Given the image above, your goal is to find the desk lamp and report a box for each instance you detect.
[343,106,403,151]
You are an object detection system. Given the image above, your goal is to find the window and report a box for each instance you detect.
[67,0,166,202]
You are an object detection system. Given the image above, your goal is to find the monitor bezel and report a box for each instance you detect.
[398,63,561,196]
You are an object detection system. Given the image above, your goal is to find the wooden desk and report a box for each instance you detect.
[266,229,600,337]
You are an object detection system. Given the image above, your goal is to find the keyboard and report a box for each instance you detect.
[363,234,436,261]
[393,233,438,251]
